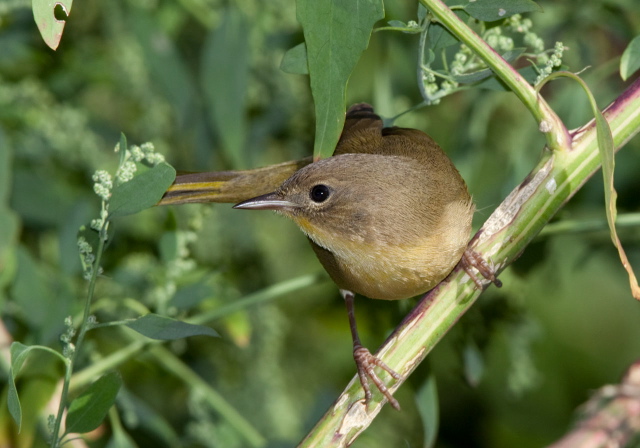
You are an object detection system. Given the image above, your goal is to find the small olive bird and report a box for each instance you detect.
[159,104,500,410]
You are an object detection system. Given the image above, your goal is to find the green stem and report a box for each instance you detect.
[374,26,421,34]
[419,0,571,151]
[189,273,325,325]
[149,345,266,447]
[539,213,640,236]
[416,21,433,104]
[69,341,147,394]
[51,221,109,447]
[91,319,137,329]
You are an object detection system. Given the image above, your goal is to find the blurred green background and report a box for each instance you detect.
[1,0,640,447]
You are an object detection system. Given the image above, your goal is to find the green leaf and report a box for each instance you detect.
[65,372,122,434]
[201,7,249,168]
[297,0,384,159]
[32,0,74,50]
[108,162,176,218]
[539,71,640,299]
[7,343,28,430]
[125,314,219,340]
[281,43,309,75]
[106,426,138,448]
[427,22,456,51]
[416,374,439,448]
[465,0,542,22]
[462,341,485,386]
[169,281,215,310]
[387,20,406,28]
[418,4,428,22]
[426,9,470,51]
[12,248,54,331]
[620,35,640,81]
[8,342,68,431]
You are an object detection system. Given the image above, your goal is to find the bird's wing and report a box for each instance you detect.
[335,104,443,163]
[333,103,384,156]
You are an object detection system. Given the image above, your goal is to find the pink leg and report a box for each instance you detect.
[342,289,403,411]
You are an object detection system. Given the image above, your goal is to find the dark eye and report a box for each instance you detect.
[310,184,330,203]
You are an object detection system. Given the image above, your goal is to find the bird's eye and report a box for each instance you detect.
[310,184,330,203]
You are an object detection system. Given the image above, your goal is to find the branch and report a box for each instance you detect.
[298,76,640,447]
[548,360,640,448]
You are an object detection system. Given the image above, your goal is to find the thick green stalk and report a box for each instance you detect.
[297,77,640,448]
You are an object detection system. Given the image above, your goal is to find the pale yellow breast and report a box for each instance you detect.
[298,198,473,300]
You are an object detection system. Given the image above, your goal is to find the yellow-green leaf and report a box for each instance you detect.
[540,71,640,300]
[620,35,640,81]
[32,0,74,50]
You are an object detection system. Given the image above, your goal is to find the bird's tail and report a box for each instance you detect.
[158,157,313,205]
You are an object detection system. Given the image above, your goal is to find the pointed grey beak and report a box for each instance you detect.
[233,192,298,211]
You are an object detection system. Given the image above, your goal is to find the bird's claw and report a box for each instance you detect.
[353,345,403,411]
[460,249,502,289]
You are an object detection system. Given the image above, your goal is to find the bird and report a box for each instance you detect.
[159,103,500,410]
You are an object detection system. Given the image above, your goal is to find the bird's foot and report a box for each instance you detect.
[460,249,502,289]
[353,344,404,411]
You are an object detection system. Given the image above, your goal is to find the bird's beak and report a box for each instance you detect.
[233,192,298,211]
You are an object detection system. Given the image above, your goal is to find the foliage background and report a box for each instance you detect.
[1,0,640,446]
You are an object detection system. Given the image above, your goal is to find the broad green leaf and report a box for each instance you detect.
[426,10,470,51]
[66,372,122,434]
[418,3,428,22]
[465,0,542,22]
[462,341,485,386]
[8,342,68,430]
[125,314,219,340]
[297,0,384,159]
[280,43,309,75]
[169,281,215,310]
[416,374,439,448]
[108,162,176,218]
[387,20,407,28]
[201,7,249,168]
[620,35,640,81]
[32,0,74,50]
